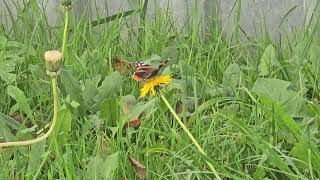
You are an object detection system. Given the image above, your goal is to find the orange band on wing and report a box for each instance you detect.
[136,66,152,71]
[132,74,143,81]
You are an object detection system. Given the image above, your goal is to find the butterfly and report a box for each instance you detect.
[132,60,168,81]
[112,58,169,81]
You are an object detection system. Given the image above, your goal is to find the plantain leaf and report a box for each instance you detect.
[94,71,122,103]
[162,46,179,62]
[7,85,34,120]
[0,113,19,129]
[60,68,83,104]
[27,140,46,175]
[85,152,119,179]
[252,78,307,117]
[0,120,15,141]
[100,98,120,127]
[83,78,99,106]
[0,60,16,84]
[258,44,279,76]
[252,78,291,101]
[222,63,241,89]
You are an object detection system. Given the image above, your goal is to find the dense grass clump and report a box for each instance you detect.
[1,1,320,179]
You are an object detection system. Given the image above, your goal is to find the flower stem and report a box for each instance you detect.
[0,76,59,147]
[61,9,69,60]
[159,92,221,180]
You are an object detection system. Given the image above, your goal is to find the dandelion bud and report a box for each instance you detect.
[44,50,62,73]
[62,0,72,11]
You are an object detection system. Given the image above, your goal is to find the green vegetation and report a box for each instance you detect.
[1,1,320,179]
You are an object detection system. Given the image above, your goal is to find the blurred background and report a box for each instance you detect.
[1,0,319,41]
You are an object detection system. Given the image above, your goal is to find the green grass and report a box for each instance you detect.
[1,1,320,179]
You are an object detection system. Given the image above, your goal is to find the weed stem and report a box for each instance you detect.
[61,9,69,60]
[0,76,59,147]
[159,92,221,180]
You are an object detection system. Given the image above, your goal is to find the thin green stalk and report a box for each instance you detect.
[159,92,221,180]
[61,9,69,59]
[234,0,242,42]
[0,76,59,147]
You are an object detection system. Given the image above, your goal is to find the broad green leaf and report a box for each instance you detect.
[120,95,136,115]
[57,108,72,133]
[222,63,241,88]
[0,61,16,83]
[258,44,279,76]
[162,46,179,62]
[60,68,83,104]
[0,112,20,129]
[0,72,16,84]
[100,98,120,127]
[144,54,162,68]
[101,152,119,178]
[83,79,99,106]
[27,139,46,175]
[7,85,34,120]
[120,95,136,107]
[169,76,210,98]
[85,152,119,179]
[93,71,121,103]
[54,108,72,145]
[82,50,107,76]
[280,91,307,117]
[260,96,302,137]
[0,120,15,141]
[28,64,48,81]
[204,84,227,97]
[26,46,36,57]
[290,141,320,174]
[0,60,15,72]
[252,78,307,117]
[252,78,291,101]
[127,99,156,121]
[285,62,307,95]
[5,55,24,64]
[168,79,187,95]
[179,62,195,76]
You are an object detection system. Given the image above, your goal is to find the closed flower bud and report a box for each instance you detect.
[62,0,72,10]
[44,50,62,72]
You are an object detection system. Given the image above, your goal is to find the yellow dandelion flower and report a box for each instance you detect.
[140,75,172,98]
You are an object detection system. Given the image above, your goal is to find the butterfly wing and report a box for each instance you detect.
[132,69,157,81]
[132,60,169,81]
